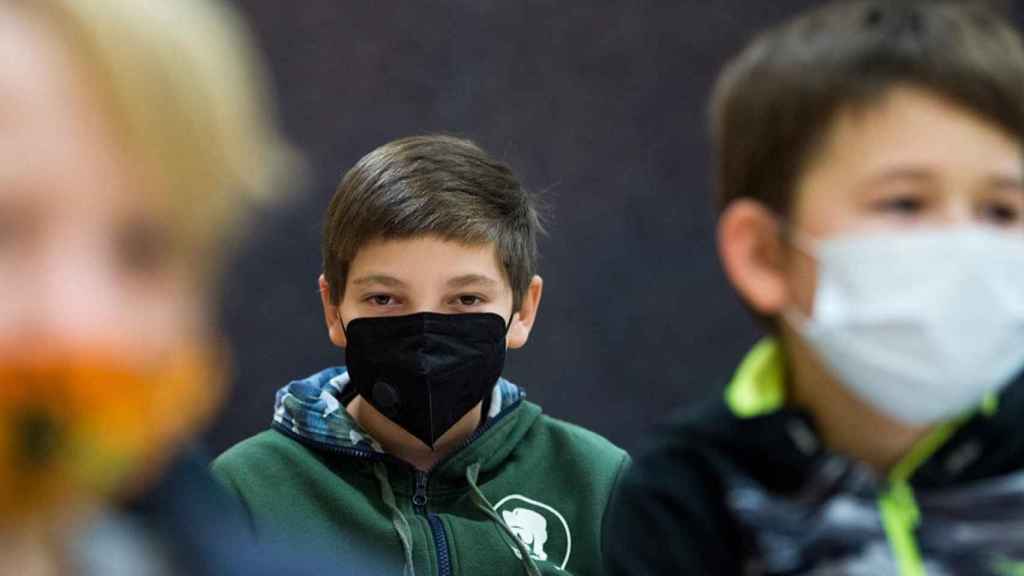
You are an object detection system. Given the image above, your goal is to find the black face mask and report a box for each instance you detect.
[342,312,509,449]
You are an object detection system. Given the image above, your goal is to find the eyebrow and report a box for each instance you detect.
[446,274,500,289]
[983,174,1024,192]
[862,167,1024,192]
[350,274,407,288]
[862,167,934,187]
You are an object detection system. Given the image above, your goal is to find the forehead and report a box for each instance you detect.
[0,6,155,219]
[793,87,1023,217]
[347,235,508,287]
[0,7,85,164]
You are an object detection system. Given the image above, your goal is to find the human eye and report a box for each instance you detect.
[449,294,486,309]
[115,220,177,278]
[978,197,1023,228]
[0,199,39,255]
[364,293,399,307]
[871,193,926,217]
[0,211,27,252]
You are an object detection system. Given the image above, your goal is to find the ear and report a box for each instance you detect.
[506,275,543,349]
[717,199,789,315]
[319,274,347,348]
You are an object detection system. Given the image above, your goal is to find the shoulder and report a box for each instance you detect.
[214,429,305,463]
[212,429,317,487]
[603,399,742,575]
[534,411,627,455]
[527,408,629,468]
[628,400,727,483]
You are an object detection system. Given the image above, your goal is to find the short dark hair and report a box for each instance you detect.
[322,135,543,308]
[711,0,1024,217]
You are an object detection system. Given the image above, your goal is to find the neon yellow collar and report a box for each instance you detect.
[724,337,996,477]
[724,338,787,418]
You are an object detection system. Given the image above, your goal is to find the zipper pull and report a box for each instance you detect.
[413,471,429,510]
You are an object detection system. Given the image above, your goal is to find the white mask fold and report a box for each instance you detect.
[787,227,1024,424]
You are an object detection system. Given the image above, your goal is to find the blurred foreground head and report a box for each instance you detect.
[0,0,295,529]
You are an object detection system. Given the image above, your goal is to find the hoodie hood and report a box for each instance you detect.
[272,367,526,458]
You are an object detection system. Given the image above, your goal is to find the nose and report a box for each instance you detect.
[936,197,974,227]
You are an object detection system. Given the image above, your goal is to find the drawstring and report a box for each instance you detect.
[373,462,416,576]
[373,460,544,576]
[466,462,542,576]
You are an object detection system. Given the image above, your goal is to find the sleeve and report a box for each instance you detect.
[602,441,741,576]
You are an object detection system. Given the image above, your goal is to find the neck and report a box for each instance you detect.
[346,396,483,471]
[781,329,932,477]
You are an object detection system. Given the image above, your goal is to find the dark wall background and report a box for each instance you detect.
[204,0,1023,457]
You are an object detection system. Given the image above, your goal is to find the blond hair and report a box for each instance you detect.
[26,0,299,261]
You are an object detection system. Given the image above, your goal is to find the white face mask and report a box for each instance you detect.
[786,226,1024,424]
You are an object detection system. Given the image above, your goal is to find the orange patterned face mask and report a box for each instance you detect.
[0,347,222,529]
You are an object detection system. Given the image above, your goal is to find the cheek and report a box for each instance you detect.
[93,271,210,360]
[336,297,363,323]
[785,248,819,317]
[483,294,515,320]
[0,274,207,359]
[141,280,208,345]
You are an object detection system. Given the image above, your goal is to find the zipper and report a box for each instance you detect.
[405,400,522,576]
[428,513,453,576]
[414,471,453,576]
[411,471,452,573]
[413,471,429,512]
[275,429,454,576]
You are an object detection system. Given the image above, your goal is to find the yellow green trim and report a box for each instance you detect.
[724,338,787,418]
[982,391,1000,417]
[887,420,962,483]
[878,417,967,575]
[878,482,924,576]
[724,338,1004,574]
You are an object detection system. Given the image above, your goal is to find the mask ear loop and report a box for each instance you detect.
[504,307,515,335]
[774,213,819,259]
[336,311,351,341]
[773,213,821,331]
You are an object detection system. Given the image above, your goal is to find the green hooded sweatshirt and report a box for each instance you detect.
[212,367,629,576]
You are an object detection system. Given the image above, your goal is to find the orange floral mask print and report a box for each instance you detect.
[0,346,222,528]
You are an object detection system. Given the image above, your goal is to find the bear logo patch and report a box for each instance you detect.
[494,495,572,569]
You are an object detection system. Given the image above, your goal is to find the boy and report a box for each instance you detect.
[606,2,1024,575]
[0,0,361,574]
[213,135,629,575]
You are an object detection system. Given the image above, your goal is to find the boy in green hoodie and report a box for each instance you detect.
[213,135,628,576]
[606,2,1024,575]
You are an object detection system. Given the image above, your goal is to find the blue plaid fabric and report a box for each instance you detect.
[272,367,525,451]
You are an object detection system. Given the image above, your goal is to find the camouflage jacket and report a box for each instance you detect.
[605,339,1024,576]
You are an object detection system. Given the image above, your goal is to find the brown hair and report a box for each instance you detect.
[322,135,543,308]
[711,0,1024,218]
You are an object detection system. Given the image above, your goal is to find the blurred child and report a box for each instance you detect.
[606,2,1024,575]
[0,0,352,574]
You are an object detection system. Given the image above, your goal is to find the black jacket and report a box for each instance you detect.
[605,340,1024,576]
